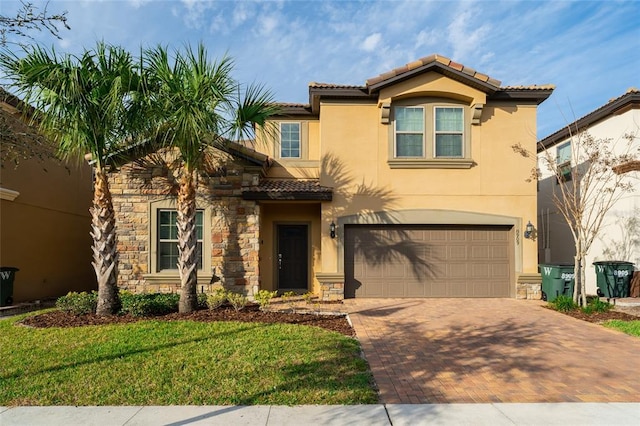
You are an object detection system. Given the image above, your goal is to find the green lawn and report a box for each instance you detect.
[604,320,640,337]
[0,312,376,406]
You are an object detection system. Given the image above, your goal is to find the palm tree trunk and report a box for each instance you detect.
[92,170,121,316]
[177,171,199,313]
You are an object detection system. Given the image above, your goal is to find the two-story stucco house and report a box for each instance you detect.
[0,88,95,303]
[537,88,640,295]
[111,54,553,300]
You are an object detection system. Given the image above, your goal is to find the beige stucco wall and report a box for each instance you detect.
[0,156,95,302]
[260,72,542,297]
[259,202,321,292]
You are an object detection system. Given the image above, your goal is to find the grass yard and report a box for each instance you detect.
[604,320,640,337]
[0,312,376,406]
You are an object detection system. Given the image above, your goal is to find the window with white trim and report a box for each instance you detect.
[280,122,300,158]
[158,209,203,271]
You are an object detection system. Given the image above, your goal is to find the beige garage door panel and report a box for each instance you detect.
[344,225,513,298]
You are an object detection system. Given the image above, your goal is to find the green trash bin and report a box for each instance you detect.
[0,267,19,307]
[539,264,575,302]
[593,261,635,298]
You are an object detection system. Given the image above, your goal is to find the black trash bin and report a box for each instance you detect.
[539,264,575,302]
[0,267,19,307]
[593,261,635,298]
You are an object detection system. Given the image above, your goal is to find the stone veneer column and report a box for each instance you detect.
[516,273,542,300]
[315,272,345,301]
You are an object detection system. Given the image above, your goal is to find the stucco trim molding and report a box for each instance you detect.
[0,187,20,201]
[387,159,475,169]
[315,272,345,282]
[516,273,542,284]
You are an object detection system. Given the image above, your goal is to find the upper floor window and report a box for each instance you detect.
[434,107,464,157]
[390,100,471,168]
[395,106,424,157]
[158,209,203,271]
[280,122,300,158]
[556,141,572,181]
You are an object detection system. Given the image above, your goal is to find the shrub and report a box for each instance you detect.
[197,292,209,309]
[207,289,228,310]
[582,298,612,314]
[120,293,179,317]
[56,291,98,315]
[226,292,248,312]
[254,290,277,310]
[302,292,316,304]
[550,295,578,312]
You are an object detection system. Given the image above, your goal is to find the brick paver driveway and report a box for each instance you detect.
[345,298,640,403]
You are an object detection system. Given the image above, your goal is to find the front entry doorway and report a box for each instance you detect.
[276,224,308,290]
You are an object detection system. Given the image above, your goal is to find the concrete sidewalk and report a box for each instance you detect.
[2,403,639,425]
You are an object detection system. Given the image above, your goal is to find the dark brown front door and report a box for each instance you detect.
[277,224,308,289]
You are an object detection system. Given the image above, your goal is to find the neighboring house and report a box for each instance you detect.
[537,88,640,295]
[0,88,95,303]
[112,54,553,300]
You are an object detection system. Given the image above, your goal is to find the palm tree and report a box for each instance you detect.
[0,42,141,315]
[142,43,278,313]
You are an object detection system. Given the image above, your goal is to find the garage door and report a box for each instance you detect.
[344,225,513,298]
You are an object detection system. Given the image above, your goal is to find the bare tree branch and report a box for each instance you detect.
[513,127,640,305]
[0,1,70,46]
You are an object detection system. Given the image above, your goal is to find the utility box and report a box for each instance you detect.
[593,261,635,299]
[539,264,575,302]
[0,267,19,307]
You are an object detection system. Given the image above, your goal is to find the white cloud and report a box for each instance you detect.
[361,33,382,52]
[233,2,255,26]
[446,7,491,60]
[257,14,279,36]
[128,0,151,9]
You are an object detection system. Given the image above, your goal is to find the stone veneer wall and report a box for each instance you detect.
[516,273,542,300]
[315,273,345,301]
[109,155,260,297]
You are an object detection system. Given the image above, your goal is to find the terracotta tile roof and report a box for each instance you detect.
[309,82,366,89]
[273,102,311,108]
[248,179,332,193]
[242,179,333,201]
[500,85,556,91]
[365,54,502,88]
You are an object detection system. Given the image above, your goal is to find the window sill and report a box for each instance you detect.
[273,159,318,167]
[143,273,213,285]
[388,158,475,169]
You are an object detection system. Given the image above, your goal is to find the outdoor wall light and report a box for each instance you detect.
[330,221,336,239]
[524,221,535,239]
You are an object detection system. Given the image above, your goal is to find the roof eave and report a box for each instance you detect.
[308,86,374,114]
[489,88,555,105]
[537,91,640,152]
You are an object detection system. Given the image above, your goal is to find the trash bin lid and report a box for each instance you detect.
[0,267,19,272]
[593,261,634,266]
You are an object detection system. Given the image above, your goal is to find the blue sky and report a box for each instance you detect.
[1,0,639,138]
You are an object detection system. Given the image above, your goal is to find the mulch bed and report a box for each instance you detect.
[551,308,640,323]
[18,304,355,337]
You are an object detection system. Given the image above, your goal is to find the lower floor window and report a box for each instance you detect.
[158,209,203,271]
